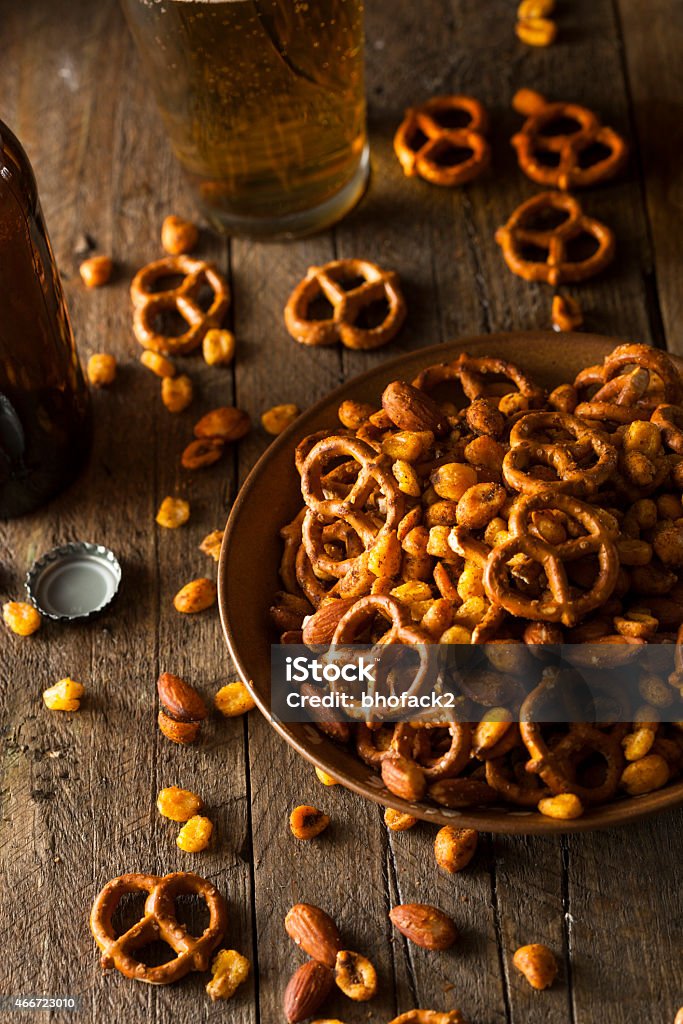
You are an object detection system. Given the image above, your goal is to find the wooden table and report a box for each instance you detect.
[1,1,682,1022]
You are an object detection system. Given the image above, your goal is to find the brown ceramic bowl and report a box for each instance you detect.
[218,331,683,833]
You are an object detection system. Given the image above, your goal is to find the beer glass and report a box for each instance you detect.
[120,0,369,239]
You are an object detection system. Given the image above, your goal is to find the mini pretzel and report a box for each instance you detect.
[284,259,406,350]
[90,872,227,985]
[495,191,615,285]
[130,256,230,355]
[483,492,620,627]
[652,404,683,453]
[301,435,404,530]
[511,88,628,190]
[575,344,681,423]
[521,715,626,806]
[503,411,617,495]
[412,352,544,407]
[393,95,490,187]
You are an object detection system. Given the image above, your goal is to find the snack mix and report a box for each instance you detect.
[272,342,683,820]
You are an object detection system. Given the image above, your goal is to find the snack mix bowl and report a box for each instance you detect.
[219,331,683,833]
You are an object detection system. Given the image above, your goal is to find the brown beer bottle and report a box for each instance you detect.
[0,120,90,518]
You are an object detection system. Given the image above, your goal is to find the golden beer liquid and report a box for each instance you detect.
[122,0,368,236]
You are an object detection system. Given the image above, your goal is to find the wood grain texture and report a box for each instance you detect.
[0,1,682,1023]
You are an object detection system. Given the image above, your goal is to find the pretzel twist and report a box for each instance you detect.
[511,89,628,190]
[394,95,490,187]
[495,191,615,285]
[503,411,617,495]
[130,256,230,355]
[284,259,406,350]
[90,872,227,985]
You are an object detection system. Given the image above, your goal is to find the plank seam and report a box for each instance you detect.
[487,837,513,1024]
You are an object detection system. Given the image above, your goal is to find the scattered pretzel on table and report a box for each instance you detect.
[495,191,615,284]
[284,258,406,350]
[130,255,230,355]
[511,88,628,190]
[393,95,490,187]
[271,341,683,819]
[90,871,227,985]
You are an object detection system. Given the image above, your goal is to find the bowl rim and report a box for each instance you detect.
[219,330,683,834]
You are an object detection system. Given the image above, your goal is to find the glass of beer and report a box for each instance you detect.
[120,0,369,239]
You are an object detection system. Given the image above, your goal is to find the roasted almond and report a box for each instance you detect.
[283,960,334,1024]
[194,406,251,442]
[381,381,449,436]
[157,672,208,723]
[381,751,426,801]
[302,599,357,645]
[285,904,342,968]
[389,903,459,950]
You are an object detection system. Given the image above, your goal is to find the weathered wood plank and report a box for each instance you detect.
[616,0,683,352]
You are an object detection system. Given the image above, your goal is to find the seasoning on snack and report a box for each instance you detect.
[384,808,418,831]
[161,374,193,413]
[176,815,214,853]
[202,328,236,366]
[215,681,256,717]
[157,786,203,822]
[90,871,227,983]
[199,529,224,562]
[394,95,490,186]
[173,578,217,614]
[206,949,251,1001]
[289,804,330,840]
[140,350,176,378]
[513,943,559,989]
[262,403,301,436]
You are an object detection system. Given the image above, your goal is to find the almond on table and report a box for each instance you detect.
[156,496,190,528]
[3,601,41,636]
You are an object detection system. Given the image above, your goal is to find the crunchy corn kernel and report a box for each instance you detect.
[518,0,554,15]
[409,598,435,621]
[457,483,507,530]
[484,516,508,546]
[315,766,338,786]
[538,793,584,819]
[614,611,658,640]
[498,391,530,416]
[202,328,235,367]
[621,754,670,795]
[453,596,487,628]
[464,435,505,472]
[657,494,683,520]
[516,16,558,46]
[140,350,175,378]
[382,430,433,462]
[623,420,662,460]
[199,529,224,562]
[290,804,330,840]
[181,437,225,470]
[176,815,213,852]
[384,808,417,831]
[421,597,454,638]
[87,353,117,387]
[215,681,255,718]
[622,727,656,762]
[434,825,478,873]
[338,399,375,429]
[513,944,558,990]
[3,601,41,636]
[616,539,652,567]
[622,451,658,487]
[390,581,433,604]
[194,406,251,442]
[173,578,217,614]
[334,950,377,1001]
[392,458,421,497]
[206,948,250,1002]
[439,625,472,644]
[161,215,199,255]
[426,525,452,559]
[161,374,193,412]
[156,786,203,822]
[472,714,513,755]
[431,463,478,502]
[43,678,85,712]
[262,403,300,436]
[457,562,485,601]
[368,531,402,577]
[653,520,683,566]
[155,496,190,529]
[80,255,113,288]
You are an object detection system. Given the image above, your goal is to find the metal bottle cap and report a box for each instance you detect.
[25,542,122,622]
